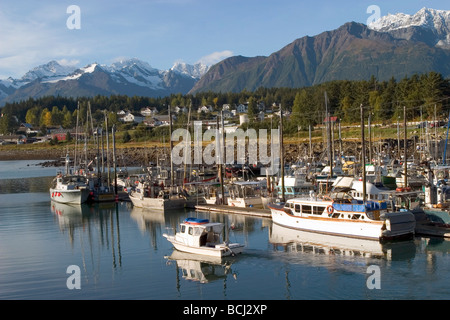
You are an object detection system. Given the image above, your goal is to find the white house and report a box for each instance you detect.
[197,105,213,114]
[174,106,188,114]
[121,112,145,124]
[141,107,158,117]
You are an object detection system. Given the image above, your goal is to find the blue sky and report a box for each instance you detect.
[0,0,448,78]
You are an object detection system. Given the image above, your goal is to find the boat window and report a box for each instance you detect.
[295,204,300,213]
[284,202,290,208]
[193,227,202,236]
[188,227,193,235]
[303,205,312,214]
[313,206,326,215]
[181,225,186,233]
[290,203,294,209]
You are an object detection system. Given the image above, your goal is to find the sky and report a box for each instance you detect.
[0,0,448,79]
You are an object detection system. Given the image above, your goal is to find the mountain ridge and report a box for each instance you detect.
[190,11,450,94]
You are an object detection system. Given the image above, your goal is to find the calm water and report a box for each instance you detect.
[1,160,449,301]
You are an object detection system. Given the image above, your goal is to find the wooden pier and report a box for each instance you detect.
[195,204,272,218]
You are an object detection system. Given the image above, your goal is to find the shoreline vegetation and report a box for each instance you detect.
[0,123,431,167]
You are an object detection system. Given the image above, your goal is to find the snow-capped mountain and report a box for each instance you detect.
[170,61,210,79]
[369,7,450,48]
[21,60,78,83]
[0,58,210,104]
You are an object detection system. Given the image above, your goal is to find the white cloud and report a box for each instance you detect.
[197,50,234,66]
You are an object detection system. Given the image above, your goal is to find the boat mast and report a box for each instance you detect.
[443,110,450,165]
[74,101,80,171]
[169,104,174,189]
[112,124,117,196]
[403,105,408,190]
[360,104,366,202]
[279,103,285,203]
[325,92,333,177]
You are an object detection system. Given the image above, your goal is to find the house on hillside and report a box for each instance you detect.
[144,115,173,127]
[140,107,158,117]
[236,103,248,114]
[121,112,145,124]
[197,105,213,114]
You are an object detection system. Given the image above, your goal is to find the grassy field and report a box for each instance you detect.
[1,122,447,156]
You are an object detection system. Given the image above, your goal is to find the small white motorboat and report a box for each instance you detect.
[163,218,244,257]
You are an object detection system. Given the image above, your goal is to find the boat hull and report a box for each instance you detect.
[268,204,415,241]
[50,188,90,204]
[164,235,244,257]
[227,197,263,208]
[129,192,187,210]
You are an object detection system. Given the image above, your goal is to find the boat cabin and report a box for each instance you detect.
[175,218,224,248]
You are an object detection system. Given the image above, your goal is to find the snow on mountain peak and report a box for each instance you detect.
[170,61,210,79]
[108,58,157,73]
[20,60,77,82]
[369,7,450,32]
[368,8,450,48]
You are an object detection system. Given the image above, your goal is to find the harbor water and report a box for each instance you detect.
[1,160,450,300]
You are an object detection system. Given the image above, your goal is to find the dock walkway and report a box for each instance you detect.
[195,204,272,218]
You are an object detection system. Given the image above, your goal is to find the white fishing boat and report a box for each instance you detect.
[163,218,244,257]
[49,173,90,204]
[129,181,189,211]
[267,185,416,241]
[276,166,316,200]
[227,181,264,208]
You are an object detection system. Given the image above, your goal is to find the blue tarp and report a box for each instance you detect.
[184,217,209,224]
[332,201,387,212]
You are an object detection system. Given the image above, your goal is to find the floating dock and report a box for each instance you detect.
[195,204,272,218]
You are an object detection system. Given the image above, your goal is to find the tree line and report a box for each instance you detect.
[0,72,449,136]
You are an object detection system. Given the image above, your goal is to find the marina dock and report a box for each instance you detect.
[195,204,272,218]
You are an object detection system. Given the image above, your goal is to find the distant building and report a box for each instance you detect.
[121,112,145,124]
[174,106,188,114]
[236,103,248,114]
[140,107,158,117]
[144,115,173,127]
[197,105,213,113]
[0,134,25,144]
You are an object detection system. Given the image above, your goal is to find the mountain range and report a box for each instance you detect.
[0,59,209,105]
[0,7,449,105]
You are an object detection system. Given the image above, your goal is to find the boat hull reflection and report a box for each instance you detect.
[269,223,416,260]
[165,250,237,283]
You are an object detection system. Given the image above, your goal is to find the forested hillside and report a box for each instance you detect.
[0,72,448,136]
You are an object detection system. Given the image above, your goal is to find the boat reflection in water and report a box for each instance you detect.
[50,201,123,268]
[50,201,92,231]
[165,250,237,284]
[269,223,416,261]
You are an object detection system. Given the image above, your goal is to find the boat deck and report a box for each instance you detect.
[195,204,272,218]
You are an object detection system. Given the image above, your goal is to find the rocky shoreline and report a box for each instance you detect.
[0,138,415,168]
